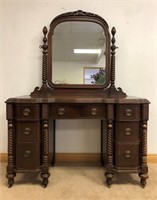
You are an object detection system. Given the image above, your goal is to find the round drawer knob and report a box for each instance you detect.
[125,109,132,117]
[125,150,131,158]
[24,127,31,135]
[58,108,65,116]
[24,150,31,158]
[23,108,31,116]
[91,108,98,116]
[124,128,132,136]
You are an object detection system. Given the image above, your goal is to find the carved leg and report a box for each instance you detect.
[105,111,114,187]
[41,104,50,187]
[139,119,148,188]
[6,104,16,188]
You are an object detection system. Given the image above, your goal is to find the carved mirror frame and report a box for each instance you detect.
[47,10,110,89]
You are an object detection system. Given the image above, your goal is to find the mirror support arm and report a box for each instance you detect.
[107,27,127,98]
[30,27,53,97]
[40,26,48,87]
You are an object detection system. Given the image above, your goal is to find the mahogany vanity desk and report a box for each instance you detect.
[6,10,149,188]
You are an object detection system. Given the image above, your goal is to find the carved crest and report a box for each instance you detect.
[50,10,108,27]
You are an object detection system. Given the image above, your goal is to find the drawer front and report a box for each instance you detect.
[115,143,139,168]
[115,122,140,141]
[50,104,106,119]
[115,105,141,121]
[16,122,40,142]
[79,105,105,118]
[16,143,40,170]
[15,104,40,120]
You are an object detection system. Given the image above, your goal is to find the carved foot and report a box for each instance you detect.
[41,172,50,188]
[8,178,14,188]
[6,172,16,188]
[139,173,149,188]
[42,178,48,188]
[105,173,114,188]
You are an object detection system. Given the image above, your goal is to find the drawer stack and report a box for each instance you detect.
[115,104,141,170]
[15,104,41,171]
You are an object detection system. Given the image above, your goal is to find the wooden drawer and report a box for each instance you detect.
[115,105,141,121]
[16,143,40,170]
[79,105,105,118]
[16,122,40,142]
[115,143,139,168]
[115,122,140,141]
[15,104,40,120]
[50,104,106,119]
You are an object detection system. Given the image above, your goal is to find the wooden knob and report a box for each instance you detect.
[58,108,65,116]
[24,127,31,135]
[125,150,131,158]
[24,150,31,158]
[125,109,132,117]
[23,108,31,116]
[124,128,132,136]
[91,108,98,116]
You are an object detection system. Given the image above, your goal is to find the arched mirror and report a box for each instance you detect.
[47,10,111,89]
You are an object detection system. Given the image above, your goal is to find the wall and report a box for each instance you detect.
[0,0,156,153]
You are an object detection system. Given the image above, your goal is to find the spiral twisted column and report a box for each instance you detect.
[6,104,16,187]
[139,104,149,188]
[105,104,114,188]
[41,104,50,188]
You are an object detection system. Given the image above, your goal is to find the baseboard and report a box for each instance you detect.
[55,153,101,164]
[1,153,157,163]
[147,154,157,163]
[0,153,7,162]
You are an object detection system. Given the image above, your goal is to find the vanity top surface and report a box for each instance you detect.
[6,95,150,104]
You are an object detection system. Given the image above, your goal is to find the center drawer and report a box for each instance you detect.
[50,104,106,119]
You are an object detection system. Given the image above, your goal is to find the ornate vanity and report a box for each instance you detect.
[6,10,149,188]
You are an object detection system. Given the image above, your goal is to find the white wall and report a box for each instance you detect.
[0,0,156,153]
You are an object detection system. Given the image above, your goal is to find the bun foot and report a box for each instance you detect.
[42,178,48,188]
[6,172,16,188]
[8,178,14,188]
[105,173,114,188]
[41,172,50,188]
[140,178,147,188]
[139,173,148,188]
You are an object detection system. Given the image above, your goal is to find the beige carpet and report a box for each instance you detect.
[0,162,157,200]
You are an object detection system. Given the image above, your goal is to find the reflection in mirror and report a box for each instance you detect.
[52,21,106,85]
[84,67,105,84]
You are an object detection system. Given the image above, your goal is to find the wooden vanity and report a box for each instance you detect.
[6,10,149,188]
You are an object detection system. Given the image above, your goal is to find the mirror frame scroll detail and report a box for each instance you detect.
[47,10,111,89]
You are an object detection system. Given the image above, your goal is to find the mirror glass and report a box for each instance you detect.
[52,21,106,85]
